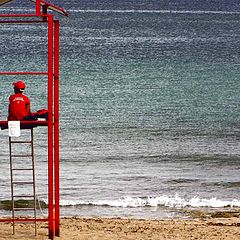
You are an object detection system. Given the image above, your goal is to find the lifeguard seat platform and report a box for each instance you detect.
[0,120,48,129]
[0,1,68,239]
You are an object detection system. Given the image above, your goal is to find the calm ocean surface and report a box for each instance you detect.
[0,1,240,219]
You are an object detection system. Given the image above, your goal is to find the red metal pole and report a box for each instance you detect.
[48,14,55,240]
[53,19,60,237]
[36,0,41,15]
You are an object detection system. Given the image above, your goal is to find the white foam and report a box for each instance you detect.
[59,195,240,209]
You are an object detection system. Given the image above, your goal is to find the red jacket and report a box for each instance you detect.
[8,93,30,120]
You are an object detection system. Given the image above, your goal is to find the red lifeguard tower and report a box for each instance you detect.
[0,0,68,239]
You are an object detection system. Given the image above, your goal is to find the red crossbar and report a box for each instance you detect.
[0,14,46,17]
[0,72,48,75]
[0,218,48,222]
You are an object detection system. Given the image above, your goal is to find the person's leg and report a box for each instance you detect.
[23,115,38,121]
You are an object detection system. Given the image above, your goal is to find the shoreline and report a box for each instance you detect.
[0,215,240,239]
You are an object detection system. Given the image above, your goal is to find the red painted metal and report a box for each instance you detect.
[0,120,48,129]
[36,0,41,15]
[0,14,41,17]
[53,19,60,237]
[0,2,67,238]
[0,20,44,23]
[0,72,48,75]
[48,14,54,239]
[0,218,48,222]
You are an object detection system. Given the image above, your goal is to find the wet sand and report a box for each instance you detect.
[0,217,240,239]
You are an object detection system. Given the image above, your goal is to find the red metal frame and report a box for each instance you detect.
[54,19,60,237]
[0,218,48,222]
[0,1,66,239]
[48,14,54,239]
[0,72,48,75]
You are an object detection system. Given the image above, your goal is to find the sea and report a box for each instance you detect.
[0,0,240,220]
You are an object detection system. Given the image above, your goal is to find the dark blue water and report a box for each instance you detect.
[5,0,240,11]
[0,1,240,219]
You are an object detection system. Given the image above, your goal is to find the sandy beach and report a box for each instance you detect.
[0,216,240,240]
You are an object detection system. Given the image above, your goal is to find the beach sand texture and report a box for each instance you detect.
[0,217,240,240]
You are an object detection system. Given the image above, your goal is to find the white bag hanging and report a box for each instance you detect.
[8,121,21,137]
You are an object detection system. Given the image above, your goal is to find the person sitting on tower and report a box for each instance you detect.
[8,80,48,121]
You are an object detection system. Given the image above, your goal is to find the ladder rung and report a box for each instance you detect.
[13,195,35,198]
[12,168,33,171]
[12,181,34,185]
[10,141,32,144]
[11,155,33,157]
[13,207,35,211]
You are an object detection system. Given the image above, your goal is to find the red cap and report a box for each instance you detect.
[13,81,26,90]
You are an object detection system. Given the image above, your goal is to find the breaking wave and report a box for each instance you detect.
[60,195,240,209]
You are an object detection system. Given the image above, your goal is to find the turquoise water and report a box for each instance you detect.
[0,5,240,219]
